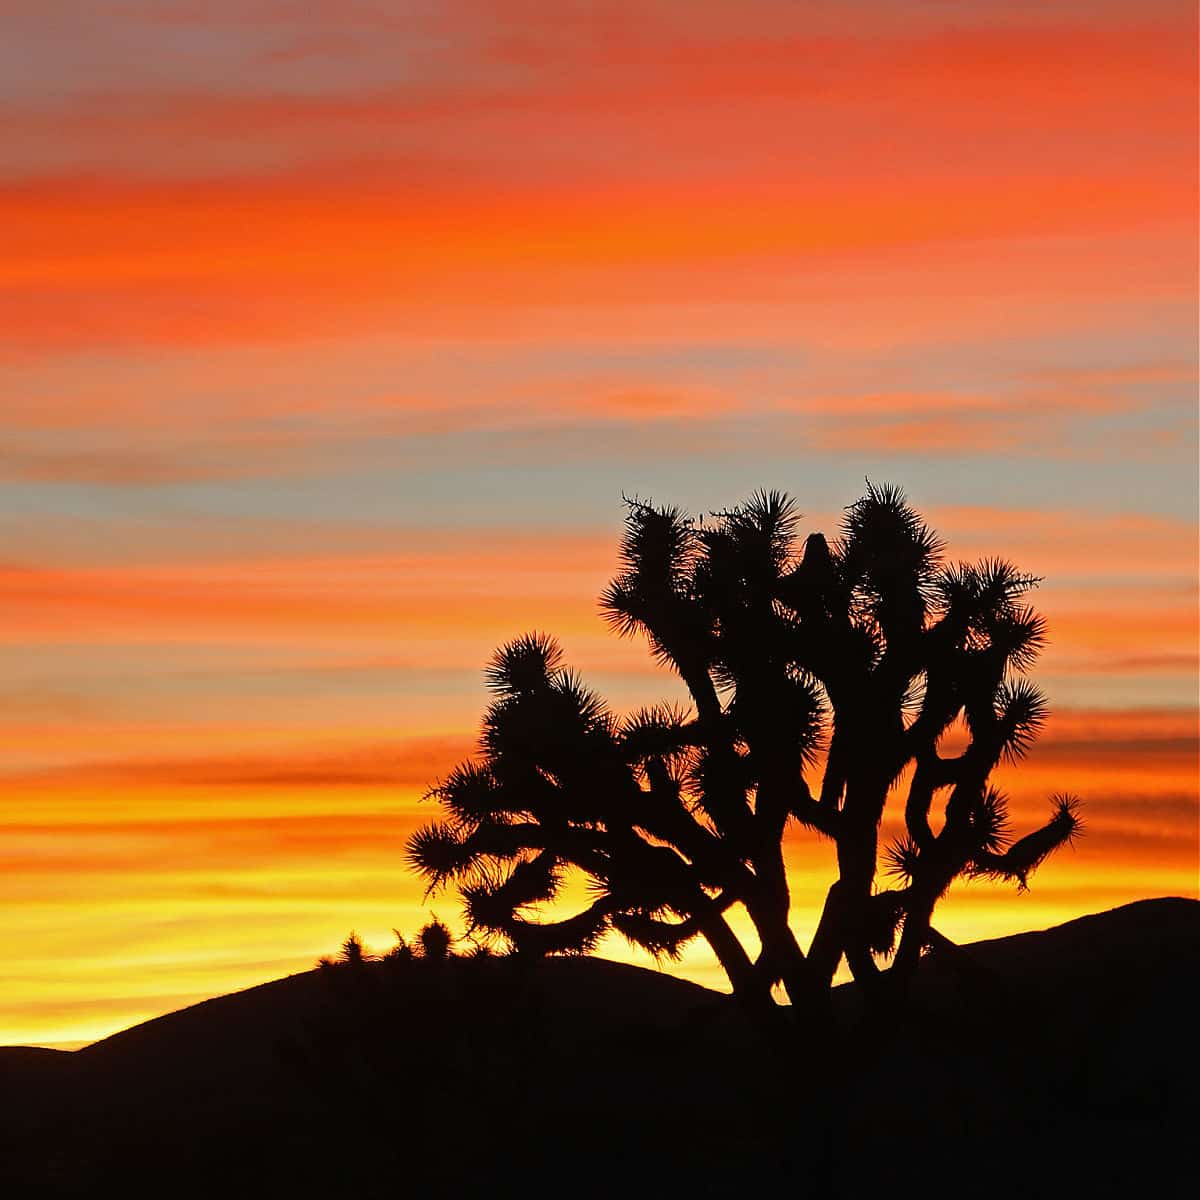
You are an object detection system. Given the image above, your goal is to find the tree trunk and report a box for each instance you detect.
[807,880,848,988]
[701,912,776,1020]
[807,832,878,984]
[746,828,830,1024]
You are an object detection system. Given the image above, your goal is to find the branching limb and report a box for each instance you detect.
[971,794,1082,891]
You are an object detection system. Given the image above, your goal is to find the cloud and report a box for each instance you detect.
[0,434,321,485]
[3,352,1194,484]
[930,504,1197,565]
[8,13,1193,177]
[787,370,1198,458]
[0,536,617,643]
[1077,790,1200,826]
[3,736,472,793]
[2,5,1193,358]
[1023,732,1197,768]
[1041,608,1198,660]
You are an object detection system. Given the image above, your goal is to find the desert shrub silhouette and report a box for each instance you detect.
[320,920,462,971]
[416,917,454,961]
[407,484,1081,1022]
[339,931,369,966]
[383,929,414,965]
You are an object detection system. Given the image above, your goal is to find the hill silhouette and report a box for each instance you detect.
[2,898,1196,1198]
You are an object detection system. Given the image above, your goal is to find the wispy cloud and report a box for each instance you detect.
[1,736,471,793]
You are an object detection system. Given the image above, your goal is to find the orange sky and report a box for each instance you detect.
[2,0,1196,1046]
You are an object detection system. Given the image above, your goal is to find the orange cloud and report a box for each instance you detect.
[4,4,1194,364]
[0,539,614,642]
[3,736,472,795]
[1,514,1193,707]
[3,224,1189,360]
[930,506,1198,573]
[11,20,1193,177]
[5,166,1188,291]
[790,371,1197,457]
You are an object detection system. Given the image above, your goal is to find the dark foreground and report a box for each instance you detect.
[2,898,1197,1198]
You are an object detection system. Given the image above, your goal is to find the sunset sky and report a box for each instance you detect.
[3,0,1197,1047]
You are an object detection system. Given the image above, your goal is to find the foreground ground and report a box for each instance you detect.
[2,898,1196,1197]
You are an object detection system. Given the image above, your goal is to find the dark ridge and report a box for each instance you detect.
[2,898,1196,1198]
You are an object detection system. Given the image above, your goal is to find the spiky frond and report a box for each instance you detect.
[505,901,612,956]
[930,559,976,615]
[429,760,502,825]
[611,910,703,961]
[484,632,565,695]
[931,559,1042,638]
[883,834,921,884]
[982,603,1048,674]
[971,794,1082,890]
[459,873,509,932]
[480,667,613,775]
[600,501,697,637]
[406,821,473,891]
[618,498,698,587]
[461,853,562,930]
[726,668,826,767]
[969,787,1012,855]
[618,703,695,760]
[686,742,754,825]
[972,557,1042,605]
[597,577,645,641]
[839,482,945,591]
[461,819,545,861]
[550,669,611,733]
[709,489,800,574]
[995,680,1049,762]
[781,668,827,764]
[597,500,718,692]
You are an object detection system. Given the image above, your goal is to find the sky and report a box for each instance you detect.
[2,0,1197,1047]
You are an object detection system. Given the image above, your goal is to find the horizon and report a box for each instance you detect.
[3,0,1197,1048]
[16,894,1198,1053]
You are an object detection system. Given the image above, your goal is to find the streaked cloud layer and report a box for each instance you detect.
[2,0,1195,1045]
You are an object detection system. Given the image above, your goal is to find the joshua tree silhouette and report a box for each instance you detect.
[407,485,1081,1021]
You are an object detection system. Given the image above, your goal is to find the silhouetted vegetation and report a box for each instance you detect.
[338,930,369,966]
[416,916,454,960]
[6,901,1195,1199]
[408,484,1082,1025]
[6,480,1192,1200]
[383,929,414,965]
[319,919,463,971]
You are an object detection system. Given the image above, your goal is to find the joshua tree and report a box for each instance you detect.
[407,485,1080,1022]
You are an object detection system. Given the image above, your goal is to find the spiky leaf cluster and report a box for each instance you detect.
[407,631,728,959]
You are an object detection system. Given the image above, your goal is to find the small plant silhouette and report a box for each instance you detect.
[318,921,469,971]
[339,931,369,966]
[416,918,454,961]
[384,929,415,965]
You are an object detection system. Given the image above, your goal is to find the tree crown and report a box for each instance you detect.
[407,484,1080,1010]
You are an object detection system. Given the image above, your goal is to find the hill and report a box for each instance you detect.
[2,898,1196,1197]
